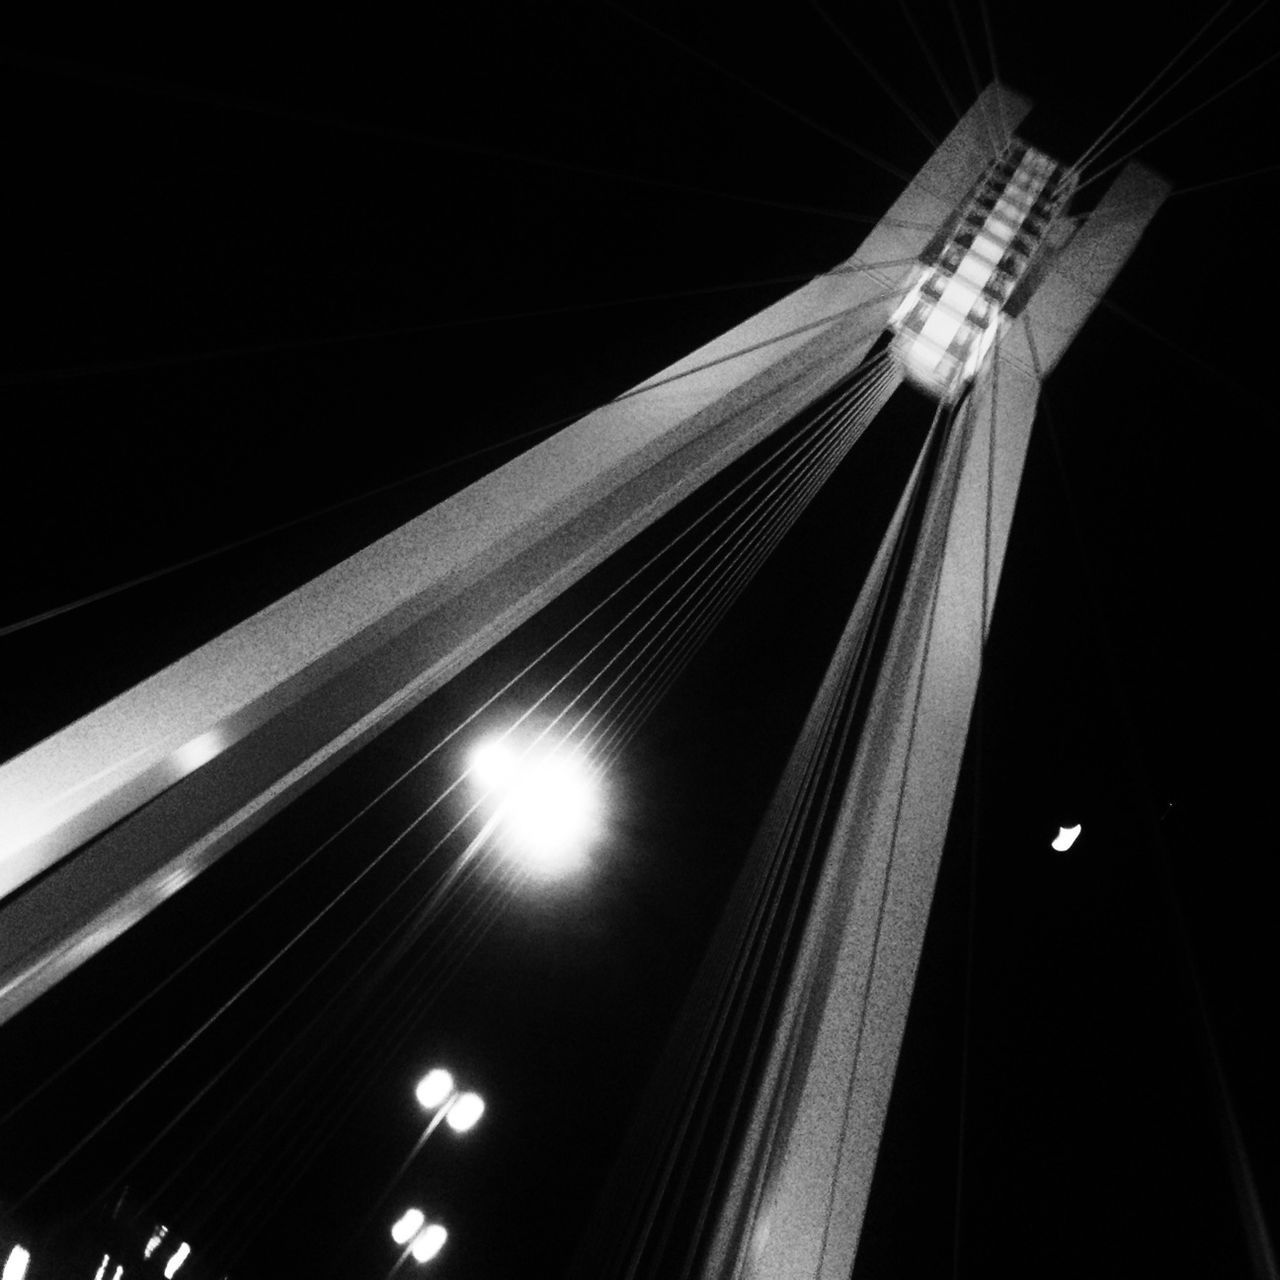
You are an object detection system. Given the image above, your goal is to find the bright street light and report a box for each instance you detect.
[468,731,603,874]
[445,1091,485,1133]
[409,1223,448,1264]
[391,1208,426,1245]
[415,1067,485,1135]
[414,1068,454,1110]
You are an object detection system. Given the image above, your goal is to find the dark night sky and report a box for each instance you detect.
[2,4,1278,1278]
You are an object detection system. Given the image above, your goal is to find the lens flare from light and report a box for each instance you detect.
[446,1091,485,1133]
[415,1068,454,1110]
[392,1208,426,1245]
[410,1223,448,1263]
[468,733,603,874]
[1051,823,1082,852]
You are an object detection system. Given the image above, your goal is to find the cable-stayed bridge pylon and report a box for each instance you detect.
[0,81,1166,1276]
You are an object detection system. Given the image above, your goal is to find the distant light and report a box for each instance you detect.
[2,1247,29,1280]
[111,1267,123,1280]
[445,1091,485,1133]
[415,1068,455,1110]
[410,1223,447,1263]
[144,1225,168,1258]
[163,1242,190,1278]
[94,1256,110,1280]
[392,1208,426,1245]
[1051,823,1082,852]
[469,734,603,874]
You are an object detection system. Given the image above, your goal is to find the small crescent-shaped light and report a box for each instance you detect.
[1051,823,1082,852]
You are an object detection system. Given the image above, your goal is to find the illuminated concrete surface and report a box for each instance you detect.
[0,89,1016,1024]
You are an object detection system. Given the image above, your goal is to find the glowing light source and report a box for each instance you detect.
[469,739,517,790]
[415,1068,455,1110]
[163,1241,190,1278]
[469,732,603,873]
[392,1208,426,1245]
[445,1091,485,1133]
[2,1246,30,1280]
[144,1225,168,1259]
[410,1223,448,1263]
[93,1256,110,1280]
[889,140,1075,400]
[1051,823,1082,852]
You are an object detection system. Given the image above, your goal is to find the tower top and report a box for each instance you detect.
[890,139,1076,400]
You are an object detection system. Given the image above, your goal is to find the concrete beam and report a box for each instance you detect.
[0,84,1018,1025]
[699,163,1169,1279]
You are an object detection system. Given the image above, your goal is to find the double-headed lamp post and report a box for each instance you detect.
[391,1209,447,1266]
[414,1067,485,1136]
[384,1067,485,1268]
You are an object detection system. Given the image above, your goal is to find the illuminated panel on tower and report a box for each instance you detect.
[889,140,1075,400]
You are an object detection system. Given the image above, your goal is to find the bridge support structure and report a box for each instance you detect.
[0,84,1168,1278]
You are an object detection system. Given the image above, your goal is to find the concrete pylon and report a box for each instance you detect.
[0,89,1023,1024]
[697,134,1170,1280]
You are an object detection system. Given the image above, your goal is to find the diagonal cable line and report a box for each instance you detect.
[947,0,1001,153]
[1021,313,1279,1280]
[6,348,896,1200]
[595,365,898,768]
[1098,295,1262,408]
[894,0,963,122]
[602,1,919,185]
[0,258,936,388]
[1071,0,1236,175]
[188,376,881,1243]
[977,0,1008,143]
[584,389,878,772]
[807,0,940,148]
[576,364,894,754]
[590,373,898,1278]
[589,366,895,763]
[90,361,888,1238]
[1075,0,1267,180]
[1074,44,1280,198]
[1171,160,1280,196]
[0,339,897,1141]
[0,47,925,236]
[952,341,1001,1280]
[814,394,957,1277]
[0,268,913,639]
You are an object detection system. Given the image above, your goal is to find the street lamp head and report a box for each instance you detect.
[446,1091,485,1133]
[469,731,604,875]
[391,1208,426,1245]
[410,1223,448,1263]
[415,1067,455,1110]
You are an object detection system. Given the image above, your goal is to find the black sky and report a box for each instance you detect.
[2,4,1278,1278]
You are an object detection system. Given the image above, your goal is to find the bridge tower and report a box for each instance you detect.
[0,84,1166,1275]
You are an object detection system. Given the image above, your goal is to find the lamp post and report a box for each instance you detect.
[414,1067,486,1137]
[389,1210,447,1271]
[374,1068,483,1271]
